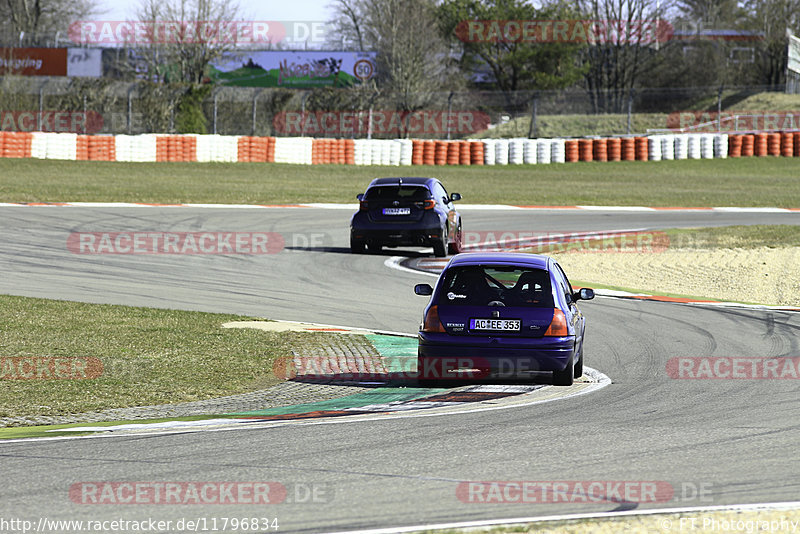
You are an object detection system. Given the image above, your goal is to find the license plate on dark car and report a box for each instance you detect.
[382,207,411,215]
[470,318,521,331]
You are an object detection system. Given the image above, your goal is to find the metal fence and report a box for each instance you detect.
[0,76,788,138]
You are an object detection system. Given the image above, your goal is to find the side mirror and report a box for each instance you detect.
[356,193,364,201]
[414,284,433,296]
[574,288,595,301]
[450,192,461,202]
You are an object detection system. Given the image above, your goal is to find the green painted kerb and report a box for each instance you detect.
[365,334,418,373]
[230,334,435,416]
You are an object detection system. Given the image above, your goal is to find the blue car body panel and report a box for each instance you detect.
[350,177,460,251]
[417,252,590,381]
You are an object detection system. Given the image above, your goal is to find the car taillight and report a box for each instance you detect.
[422,305,446,333]
[359,200,369,211]
[423,199,436,210]
[543,309,569,336]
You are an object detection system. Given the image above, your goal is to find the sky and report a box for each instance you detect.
[98,0,335,23]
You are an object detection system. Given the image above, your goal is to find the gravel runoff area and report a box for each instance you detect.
[552,247,800,307]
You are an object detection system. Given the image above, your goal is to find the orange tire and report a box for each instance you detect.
[344,138,355,165]
[564,139,579,162]
[469,141,484,165]
[578,139,593,162]
[634,137,649,160]
[780,132,793,157]
[446,141,459,165]
[621,137,636,161]
[741,134,754,157]
[422,140,435,166]
[767,132,780,156]
[607,138,622,161]
[411,139,424,165]
[753,133,768,156]
[727,134,742,157]
[592,138,608,162]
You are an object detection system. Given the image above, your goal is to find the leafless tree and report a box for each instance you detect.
[124,0,244,84]
[327,0,366,50]
[0,0,98,45]
[576,0,668,112]
[329,0,462,122]
[742,0,800,87]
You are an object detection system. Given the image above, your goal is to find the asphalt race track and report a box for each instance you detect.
[1,206,800,533]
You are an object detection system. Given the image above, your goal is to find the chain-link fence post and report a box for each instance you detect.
[626,89,634,135]
[37,82,44,131]
[213,90,218,135]
[446,91,454,140]
[528,92,539,139]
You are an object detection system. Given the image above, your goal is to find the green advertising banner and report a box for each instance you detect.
[209,50,377,88]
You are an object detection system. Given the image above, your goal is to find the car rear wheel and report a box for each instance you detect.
[432,228,447,258]
[350,238,365,254]
[448,223,464,255]
[367,242,382,254]
[552,356,574,386]
[574,349,584,379]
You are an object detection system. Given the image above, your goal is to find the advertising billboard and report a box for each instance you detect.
[208,50,377,88]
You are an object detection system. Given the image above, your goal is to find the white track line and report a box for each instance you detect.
[327,501,800,534]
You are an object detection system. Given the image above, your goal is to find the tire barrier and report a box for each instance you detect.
[565,139,579,162]
[5,132,800,165]
[76,135,116,161]
[551,139,566,163]
[621,137,636,161]
[635,137,649,161]
[578,139,593,162]
[741,134,755,157]
[1,131,33,158]
[607,137,622,161]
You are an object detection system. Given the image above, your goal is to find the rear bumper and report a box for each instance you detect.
[417,332,575,380]
[351,227,442,246]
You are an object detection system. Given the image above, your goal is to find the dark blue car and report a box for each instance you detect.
[414,252,594,386]
[350,177,463,257]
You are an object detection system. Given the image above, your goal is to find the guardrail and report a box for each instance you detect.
[1,131,798,163]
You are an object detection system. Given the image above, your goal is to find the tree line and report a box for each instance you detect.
[1,0,798,120]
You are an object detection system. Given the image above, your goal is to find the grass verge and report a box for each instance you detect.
[0,295,338,424]
[2,157,800,207]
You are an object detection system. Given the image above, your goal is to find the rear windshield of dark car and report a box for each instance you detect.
[437,265,555,308]
[365,185,430,201]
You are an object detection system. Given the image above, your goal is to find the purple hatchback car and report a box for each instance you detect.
[415,252,594,386]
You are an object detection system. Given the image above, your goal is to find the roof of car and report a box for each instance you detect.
[368,177,438,187]
[446,252,551,269]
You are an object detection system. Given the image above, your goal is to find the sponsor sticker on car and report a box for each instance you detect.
[470,318,521,331]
